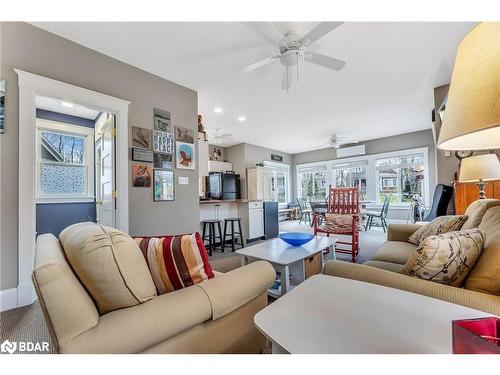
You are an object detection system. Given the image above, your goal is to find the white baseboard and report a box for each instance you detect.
[17,281,36,308]
[0,288,18,312]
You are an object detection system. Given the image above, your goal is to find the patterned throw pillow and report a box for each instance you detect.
[403,228,484,287]
[134,232,214,294]
[407,215,468,245]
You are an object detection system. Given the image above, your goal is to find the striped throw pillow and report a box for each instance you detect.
[134,233,214,294]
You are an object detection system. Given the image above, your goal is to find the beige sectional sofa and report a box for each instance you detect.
[324,199,500,316]
[33,222,276,354]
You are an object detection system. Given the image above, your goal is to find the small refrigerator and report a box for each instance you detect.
[263,201,279,239]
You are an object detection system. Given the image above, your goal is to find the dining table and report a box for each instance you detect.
[308,200,373,229]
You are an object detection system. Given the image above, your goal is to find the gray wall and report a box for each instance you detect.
[226,142,292,199]
[0,22,198,291]
[292,129,437,221]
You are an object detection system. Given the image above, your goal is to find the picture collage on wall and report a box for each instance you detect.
[131,108,197,201]
[0,80,5,134]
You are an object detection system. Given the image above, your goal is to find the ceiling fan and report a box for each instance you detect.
[211,128,233,140]
[316,134,359,149]
[241,22,346,92]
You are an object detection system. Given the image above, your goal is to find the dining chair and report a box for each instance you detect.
[313,186,360,262]
[296,198,312,225]
[364,195,391,232]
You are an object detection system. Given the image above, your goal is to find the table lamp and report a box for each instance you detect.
[459,154,500,199]
[437,22,500,150]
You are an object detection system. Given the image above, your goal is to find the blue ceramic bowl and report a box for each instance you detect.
[279,232,314,247]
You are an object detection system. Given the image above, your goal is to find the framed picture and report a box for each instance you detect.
[154,153,173,169]
[175,126,194,144]
[154,169,175,201]
[209,145,224,161]
[154,108,172,132]
[132,163,152,187]
[132,127,151,149]
[153,130,175,153]
[132,148,154,163]
[176,141,195,170]
[0,80,5,134]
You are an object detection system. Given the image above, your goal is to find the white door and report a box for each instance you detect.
[96,113,116,227]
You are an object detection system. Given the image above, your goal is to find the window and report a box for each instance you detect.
[264,161,290,205]
[36,119,94,202]
[297,164,327,201]
[376,153,425,205]
[332,161,368,200]
[296,147,430,209]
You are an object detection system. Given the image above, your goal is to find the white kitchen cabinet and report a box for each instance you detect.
[209,161,233,173]
[198,138,209,177]
[239,201,264,242]
[247,166,273,201]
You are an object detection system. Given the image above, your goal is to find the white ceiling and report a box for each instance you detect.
[36,95,100,120]
[32,22,476,154]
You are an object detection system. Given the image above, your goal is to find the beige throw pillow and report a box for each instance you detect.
[403,228,484,287]
[59,222,157,314]
[407,215,468,245]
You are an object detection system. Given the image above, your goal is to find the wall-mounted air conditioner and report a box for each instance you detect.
[336,144,366,158]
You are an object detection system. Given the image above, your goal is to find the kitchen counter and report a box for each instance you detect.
[199,199,249,205]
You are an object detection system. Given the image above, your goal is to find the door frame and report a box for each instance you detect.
[15,69,130,307]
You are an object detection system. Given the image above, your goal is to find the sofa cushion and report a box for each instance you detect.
[134,233,214,294]
[363,260,406,273]
[466,206,500,295]
[407,215,468,245]
[462,199,500,230]
[59,222,156,314]
[403,229,485,287]
[372,241,418,265]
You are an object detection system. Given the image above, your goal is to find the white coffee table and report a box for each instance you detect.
[236,236,337,298]
[254,275,495,353]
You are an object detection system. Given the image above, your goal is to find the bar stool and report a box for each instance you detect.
[222,218,245,252]
[201,219,223,256]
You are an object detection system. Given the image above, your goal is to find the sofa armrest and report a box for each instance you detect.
[196,261,276,320]
[323,261,500,316]
[387,224,421,242]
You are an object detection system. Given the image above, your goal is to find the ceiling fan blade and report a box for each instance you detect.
[246,22,286,46]
[305,52,346,71]
[241,55,280,73]
[300,22,343,46]
[281,68,294,91]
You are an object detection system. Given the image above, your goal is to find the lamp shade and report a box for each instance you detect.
[437,22,500,150]
[459,154,500,182]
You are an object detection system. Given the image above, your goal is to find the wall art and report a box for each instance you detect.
[153,130,175,154]
[154,169,175,201]
[132,148,154,163]
[153,153,173,169]
[175,126,194,144]
[176,141,195,170]
[131,126,151,149]
[132,163,152,187]
[154,108,172,132]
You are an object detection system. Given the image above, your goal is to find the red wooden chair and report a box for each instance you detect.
[313,186,360,262]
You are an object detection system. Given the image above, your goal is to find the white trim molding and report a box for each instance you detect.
[15,69,130,308]
[0,288,18,312]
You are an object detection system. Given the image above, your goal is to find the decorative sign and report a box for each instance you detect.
[132,148,153,163]
[153,130,175,154]
[271,154,283,162]
[131,127,151,149]
[0,80,5,134]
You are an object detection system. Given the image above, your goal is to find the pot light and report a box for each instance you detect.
[238,116,246,122]
[61,101,75,108]
[213,107,223,113]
